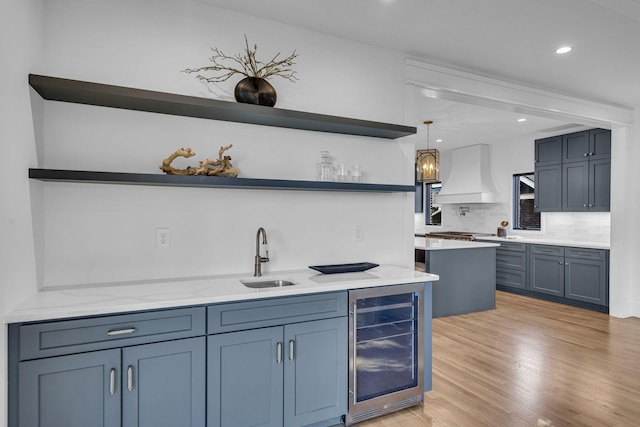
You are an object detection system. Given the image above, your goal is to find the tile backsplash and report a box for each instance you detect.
[415,203,610,244]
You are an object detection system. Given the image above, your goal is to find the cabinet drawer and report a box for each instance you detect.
[208,292,347,334]
[530,244,564,256]
[496,268,527,290]
[565,247,607,261]
[496,241,527,252]
[19,307,206,361]
[496,250,526,270]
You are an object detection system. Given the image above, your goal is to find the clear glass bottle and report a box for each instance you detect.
[316,151,334,181]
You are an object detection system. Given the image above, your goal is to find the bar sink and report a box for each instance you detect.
[241,279,297,289]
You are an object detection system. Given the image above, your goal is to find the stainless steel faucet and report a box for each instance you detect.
[254,227,270,276]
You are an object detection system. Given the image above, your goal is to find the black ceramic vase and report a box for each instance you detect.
[234,77,277,107]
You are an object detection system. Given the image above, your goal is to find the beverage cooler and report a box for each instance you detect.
[346,283,424,425]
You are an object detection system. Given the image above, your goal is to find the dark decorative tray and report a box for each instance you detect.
[308,262,379,274]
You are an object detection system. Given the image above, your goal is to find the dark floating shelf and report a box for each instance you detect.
[29,169,415,193]
[28,74,416,139]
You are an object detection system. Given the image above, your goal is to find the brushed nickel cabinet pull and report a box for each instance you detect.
[496,258,509,262]
[127,366,133,391]
[289,340,295,361]
[109,368,116,395]
[276,342,283,364]
[107,327,136,336]
[496,275,509,280]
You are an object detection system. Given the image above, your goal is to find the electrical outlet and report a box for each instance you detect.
[354,225,364,242]
[156,228,170,248]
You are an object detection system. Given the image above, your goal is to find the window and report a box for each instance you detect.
[425,183,442,226]
[513,173,540,230]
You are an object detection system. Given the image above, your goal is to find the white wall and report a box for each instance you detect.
[32,0,414,288]
[1,0,44,424]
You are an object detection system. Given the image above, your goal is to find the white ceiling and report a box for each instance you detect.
[199,0,640,150]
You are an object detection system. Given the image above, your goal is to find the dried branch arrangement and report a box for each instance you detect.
[183,34,298,83]
[160,145,240,177]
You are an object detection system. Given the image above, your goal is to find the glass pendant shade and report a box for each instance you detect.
[416,149,439,183]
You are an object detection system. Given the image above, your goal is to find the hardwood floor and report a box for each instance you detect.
[357,291,640,426]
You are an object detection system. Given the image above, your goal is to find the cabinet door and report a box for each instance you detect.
[283,318,348,427]
[562,161,589,212]
[562,130,590,163]
[534,135,562,166]
[122,337,205,427]
[529,254,565,296]
[589,159,611,211]
[534,164,562,212]
[18,349,121,427]
[589,128,611,161]
[565,258,608,306]
[207,327,284,427]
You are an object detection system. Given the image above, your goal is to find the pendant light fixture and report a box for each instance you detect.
[416,120,439,183]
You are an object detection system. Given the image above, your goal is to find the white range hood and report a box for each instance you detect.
[434,144,499,204]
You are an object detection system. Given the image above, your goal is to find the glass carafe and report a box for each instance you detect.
[316,151,334,181]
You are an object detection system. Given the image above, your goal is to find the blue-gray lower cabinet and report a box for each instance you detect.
[207,317,348,427]
[122,337,206,427]
[17,337,205,427]
[529,252,565,297]
[11,306,207,427]
[18,349,122,427]
[208,327,284,427]
[565,252,608,306]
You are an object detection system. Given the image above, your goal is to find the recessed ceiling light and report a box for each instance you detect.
[517,118,527,122]
[556,46,572,54]
[436,139,443,142]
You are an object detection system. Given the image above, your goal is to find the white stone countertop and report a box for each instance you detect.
[5,265,439,324]
[475,236,610,250]
[414,237,500,251]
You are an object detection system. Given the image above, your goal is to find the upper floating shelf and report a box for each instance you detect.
[29,169,415,193]
[28,74,417,139]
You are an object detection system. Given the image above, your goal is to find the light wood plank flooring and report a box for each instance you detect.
[358,291,640,426]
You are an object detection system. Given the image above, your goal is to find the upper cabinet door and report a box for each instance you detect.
[562,130,590,163]
[534,164,563,212]
[589,129,612,161]
[534,135,562,166]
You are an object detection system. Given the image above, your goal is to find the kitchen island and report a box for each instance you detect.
[415,237,499,317]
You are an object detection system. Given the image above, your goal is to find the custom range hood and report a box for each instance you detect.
[434,144,499,204]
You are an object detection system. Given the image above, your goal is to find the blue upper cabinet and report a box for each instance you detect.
[535,129,610,212]
[562,130,590,163]
[534,135,562,166]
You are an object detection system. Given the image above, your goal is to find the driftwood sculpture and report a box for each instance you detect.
[159,145,240,177]
[159,147,196,175]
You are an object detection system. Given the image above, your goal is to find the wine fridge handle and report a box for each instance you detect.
[351,303,358,406]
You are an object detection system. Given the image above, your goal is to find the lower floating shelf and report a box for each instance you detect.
[29,169,415,193]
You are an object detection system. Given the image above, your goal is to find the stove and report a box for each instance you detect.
[423,231,494,241]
